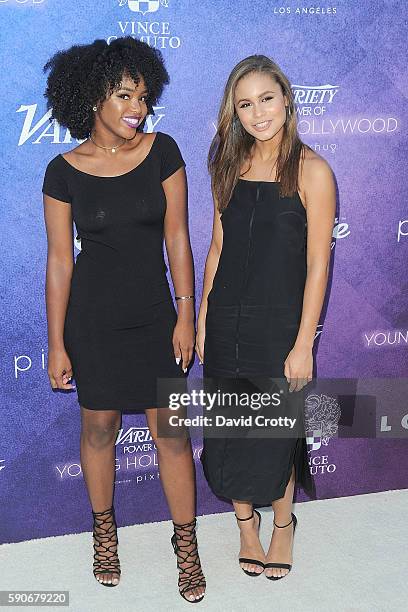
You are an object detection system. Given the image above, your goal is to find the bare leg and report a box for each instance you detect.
[233,500,265,575]
[80,407,122,586]
[264,465,296,579]
[145,407,205,602]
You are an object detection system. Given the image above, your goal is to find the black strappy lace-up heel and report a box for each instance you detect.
[264,512,297,580]
[236,509,265,576]
[171,518,206,603]
[92,506,121,587]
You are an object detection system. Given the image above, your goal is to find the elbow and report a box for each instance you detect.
[47,254,74,279]
[306,258,330,277]
[165,232,191,256]
[210,240,222,259]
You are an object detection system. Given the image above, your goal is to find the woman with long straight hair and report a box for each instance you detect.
[42,37,205,603]
[196,55,335,580]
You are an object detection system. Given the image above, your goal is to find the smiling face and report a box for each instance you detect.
[234,71,288,142]
[94,73,149,140]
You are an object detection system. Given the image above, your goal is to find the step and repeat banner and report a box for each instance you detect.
[1,0,407,543]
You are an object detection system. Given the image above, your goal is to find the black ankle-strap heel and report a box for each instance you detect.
[264,512,297,581]
[236,509,265,577]
[92,506,121,587]
[171,518,206,603]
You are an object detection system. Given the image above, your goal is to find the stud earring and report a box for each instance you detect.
[92,106,97,112]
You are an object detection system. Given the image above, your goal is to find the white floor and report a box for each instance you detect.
[1,490,407,612]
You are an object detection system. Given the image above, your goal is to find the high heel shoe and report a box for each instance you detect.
[92,506,121,587]
[171,518,206,603]
[236,509,265,577]
[264,512,297,580]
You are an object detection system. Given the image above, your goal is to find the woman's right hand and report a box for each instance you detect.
[195,320,205,365]
[47,347,75,390]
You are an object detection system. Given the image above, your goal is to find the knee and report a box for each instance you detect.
[81,417,120,450]
[153,434,191,457]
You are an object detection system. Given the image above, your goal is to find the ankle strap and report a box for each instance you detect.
[235,510,254,522]
[173,517,197,530]
[92,506,114,517]
[273,516,293,529]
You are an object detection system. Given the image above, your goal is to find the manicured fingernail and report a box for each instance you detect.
[183,368,187,373]
[175,357,181,365]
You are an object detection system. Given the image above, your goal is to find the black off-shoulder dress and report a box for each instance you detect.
[43,132,186,411]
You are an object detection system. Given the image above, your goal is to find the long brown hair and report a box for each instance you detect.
[208,55,308,212]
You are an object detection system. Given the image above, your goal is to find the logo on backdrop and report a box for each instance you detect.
[269,6,337,15]
[121,0,162,14]
[114,426,159,480]
[332,216,350,250]
[379,412,408,434]
[14,349,46,379]
[55,426,201,482]
[294,83,398,138]
[55,427,159,483]
[213,81,397,154]
[364,330,408,348]
[304,393,340,475]
[293,84,339,115]
[397,220,408,242]
[0,459,5,472]
[16,105,165,145]
[116,426,153,445]
[113,0,180,48]
[314,323,323,341]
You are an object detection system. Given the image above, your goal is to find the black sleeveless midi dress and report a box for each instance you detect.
[201,179,315,504]
[42,132,186,412]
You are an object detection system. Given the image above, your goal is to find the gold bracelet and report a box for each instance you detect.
[175,295,195,301]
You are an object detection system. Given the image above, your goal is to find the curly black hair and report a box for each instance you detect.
[43,37,169,139]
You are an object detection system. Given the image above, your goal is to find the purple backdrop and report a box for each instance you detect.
[0,0,407,544]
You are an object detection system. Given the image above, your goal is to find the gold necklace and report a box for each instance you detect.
[89,133,127,154]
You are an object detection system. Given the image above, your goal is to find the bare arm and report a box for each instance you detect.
[297,158,336,348]
[43,194,75,389]
[163,167,195,371]
[285,156,336,391]
[195,196,224,363]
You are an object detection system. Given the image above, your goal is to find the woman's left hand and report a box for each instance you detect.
[284,344,313,392]
[173,318,195,373]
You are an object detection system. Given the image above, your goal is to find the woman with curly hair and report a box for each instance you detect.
[42,36,205,602]
[196,56,335,580]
